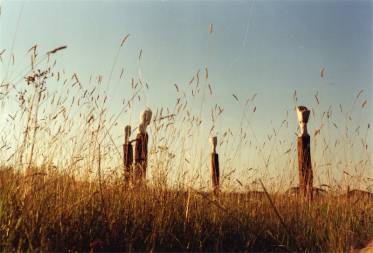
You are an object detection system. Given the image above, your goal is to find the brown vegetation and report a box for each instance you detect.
[0,33,372,251]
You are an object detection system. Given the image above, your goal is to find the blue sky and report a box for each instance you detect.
[1,0,372,186]
[2,0,371,120]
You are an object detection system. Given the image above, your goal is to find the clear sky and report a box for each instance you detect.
[1,0,372,188]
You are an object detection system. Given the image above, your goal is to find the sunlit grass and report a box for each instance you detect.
[0,33,372,251]
[0,167,372,252]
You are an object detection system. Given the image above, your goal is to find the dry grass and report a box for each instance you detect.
[0,168,372,252]
[0,35,372,252]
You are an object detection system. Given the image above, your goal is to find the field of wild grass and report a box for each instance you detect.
[0,35,372,251]
[1,168,373,252]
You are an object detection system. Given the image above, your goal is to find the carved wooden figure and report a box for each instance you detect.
[210,136,220,195]
[134,108,152,182]
[123,125,133,183]
[296,106,313,200]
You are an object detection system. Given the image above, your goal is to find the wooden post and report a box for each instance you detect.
[134,108,152,183]
[296,106,313,200]
[123,125,133,184]
[210,136,220,195]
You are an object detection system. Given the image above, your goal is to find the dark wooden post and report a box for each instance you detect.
[210,136,220,195]
[123,125,133,184]
[296,106,313,200]
[134,109,152,183]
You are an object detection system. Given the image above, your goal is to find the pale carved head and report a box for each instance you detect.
[138,108,152,134]
[210,136,217,153]
[296,106,310,137]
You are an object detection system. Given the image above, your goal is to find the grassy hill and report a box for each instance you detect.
[1,167,372,252]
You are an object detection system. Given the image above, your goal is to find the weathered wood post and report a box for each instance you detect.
[123,125,133,184]
[210,136,220,195]
[296,106,313,200]
[134,108,152,183]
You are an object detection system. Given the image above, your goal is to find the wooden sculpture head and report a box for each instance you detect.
[124,125,131,144]
[210,136,217,153]
[296,106,310,137]
[138,108,152,134]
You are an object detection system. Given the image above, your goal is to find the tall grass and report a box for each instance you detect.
[0,168,372,252]
[0,35,372,251]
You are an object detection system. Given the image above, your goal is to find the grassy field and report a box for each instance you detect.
[0,26,372,251]
[0,167,372,252]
